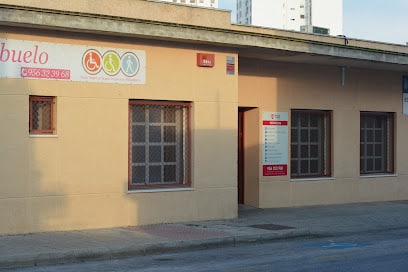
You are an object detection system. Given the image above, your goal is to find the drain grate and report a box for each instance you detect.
[249,224,294,231]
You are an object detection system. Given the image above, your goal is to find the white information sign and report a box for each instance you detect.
[0,38,146,84]
[404,93,408,116]
[262,112,288,176]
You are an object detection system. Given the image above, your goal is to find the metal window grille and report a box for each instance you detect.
[291,110,331,178]
[129,101,190,188]
[29,96,54,134]
[360,112,394,174]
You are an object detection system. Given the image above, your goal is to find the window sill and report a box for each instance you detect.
[128,187,194,193]
[360,174,397,179]
[290,177,335,182]
[29,134,58,138]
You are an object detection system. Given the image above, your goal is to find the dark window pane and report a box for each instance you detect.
[301,145,309,158]
[310,159,318,173]
[291,113,299,124]
[309,115,318,127]
[132,166,145,184]
[366,117,374,128]
[164,126,176,142]
[132,146,145,163]
[375,144,382,156]
[367,130,373,142]
[149,166,162,183]
[32,100,52,130]
[164,108,176,123]
[291,160,298,175]
[132,105,145,122]
[301,129,308,142]
[375,130,382,141]
[291,128,298,143]
[149,126,161,142]
[300,115,308,126]
[149,146,162,162]
[291,145,298,158]
[367,159,373,171]
[301,160,309,173]
[367,144,374,156]
[310,144,318,158]
[164,165,176,182]
[310,129,318,142]
[375,116,383,128]
[149,106,161,123]
[164,145,176,162]
[132,125,145,143]
[375,158,382,171]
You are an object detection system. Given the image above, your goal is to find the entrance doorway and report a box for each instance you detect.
[238,110,244,204]
[238,107,256,204]
[238,107,259,206]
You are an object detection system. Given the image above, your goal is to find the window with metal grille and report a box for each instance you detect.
[129,101,191,189]
[291,110,331,178]
[29,96,55,134]
[360,112,394,175]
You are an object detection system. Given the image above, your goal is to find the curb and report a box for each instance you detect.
[0,229,311,269]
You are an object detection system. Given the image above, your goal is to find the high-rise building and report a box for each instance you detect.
[237,0,342,36]
[158,0,218,8]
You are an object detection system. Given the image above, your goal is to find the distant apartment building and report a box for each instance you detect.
[237,0,342,36]
[159,0,217,8]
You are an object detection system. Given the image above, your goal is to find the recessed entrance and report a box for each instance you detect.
[238,107,257,204]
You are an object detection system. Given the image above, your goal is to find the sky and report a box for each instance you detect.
[218,0,408,45]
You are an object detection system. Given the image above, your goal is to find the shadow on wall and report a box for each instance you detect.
[126,128,238,225]
[0,78,66,235]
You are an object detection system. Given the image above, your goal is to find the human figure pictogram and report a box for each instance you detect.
[86,52,100,71]
[83,50,102,75]
[105,54,117,73]
[125,56,134,73]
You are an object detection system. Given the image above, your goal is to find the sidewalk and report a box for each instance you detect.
[2,200,408,269]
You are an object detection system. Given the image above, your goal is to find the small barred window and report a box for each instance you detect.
[29,96,55,134]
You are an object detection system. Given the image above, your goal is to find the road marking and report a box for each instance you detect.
[303,241,369,249]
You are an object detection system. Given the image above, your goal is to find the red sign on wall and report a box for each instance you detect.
[263,164,288,176]
[196,53,215,67]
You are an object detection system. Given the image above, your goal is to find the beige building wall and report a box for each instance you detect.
[0,30,238,234]
[239,58,408,208]
[1,0,407,235]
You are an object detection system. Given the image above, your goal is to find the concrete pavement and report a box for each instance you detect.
[2,200,408,269]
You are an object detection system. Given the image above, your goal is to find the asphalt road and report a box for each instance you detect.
[5,228,408,272]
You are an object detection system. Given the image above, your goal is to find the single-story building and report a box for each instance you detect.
[1,0,408,235]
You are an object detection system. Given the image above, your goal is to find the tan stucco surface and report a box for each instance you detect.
[0,0,408,234]
[239,59,408,208]
[0,31,238,234]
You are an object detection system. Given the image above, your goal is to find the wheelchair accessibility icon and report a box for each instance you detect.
[82,49,140,77]
[82,49,102,75]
